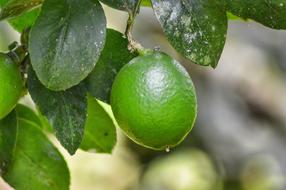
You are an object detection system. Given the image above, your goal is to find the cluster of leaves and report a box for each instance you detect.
[0,106,70,190]
[1,0,286,189]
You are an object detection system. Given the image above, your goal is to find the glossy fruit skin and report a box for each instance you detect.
[111,51,197,150]
[0,53,23,119]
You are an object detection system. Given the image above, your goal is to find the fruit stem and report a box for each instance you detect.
[7,45,27,66]
[20,27,31,47]
[125,0,144,53]
[137,48,154,56]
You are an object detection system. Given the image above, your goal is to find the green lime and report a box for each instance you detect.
[0,53,23,119]
[141,149,221,190]
[111,51,197,150]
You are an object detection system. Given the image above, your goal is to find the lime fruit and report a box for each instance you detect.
[0,53,23,119]
[141,149,221,190]
[111,51,197,150]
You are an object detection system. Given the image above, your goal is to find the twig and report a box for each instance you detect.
[125,0,144,53]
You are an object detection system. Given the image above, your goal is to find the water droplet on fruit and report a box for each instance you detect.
[165,146,170,153]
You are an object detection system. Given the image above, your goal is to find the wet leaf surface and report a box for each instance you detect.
[28,69,87,155]
[151,0,227,68]
[29,0,106,90]
[226,0,286,29]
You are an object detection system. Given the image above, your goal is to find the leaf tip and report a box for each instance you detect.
[65,146,78,155]
[211,62,218,69]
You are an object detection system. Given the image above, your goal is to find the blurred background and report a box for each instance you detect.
[1,5,286,190]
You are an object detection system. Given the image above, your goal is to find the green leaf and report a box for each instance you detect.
[100,0,139,13]
[0,111,17,175]
[0,0,42,20]
[0,107,70,189]
[227,11,245,21]
[0,0,40,32]
[29,0,106,91]
[16,104,53,132]
[15,104,42,128]
[8,8,40,32]
[86,29,137,103]
[142,0,151,6]
[3,119,70,190]
[151,0,227,68]
[226,0,286,29]
[28,68,87,155]
[80,94,116,153]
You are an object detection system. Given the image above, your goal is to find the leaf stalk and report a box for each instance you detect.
[125,0,144,53]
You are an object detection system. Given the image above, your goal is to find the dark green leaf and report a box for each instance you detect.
[3,119,70,190]
[29,0,106,91]
[0,0,42,20]
[8,8,40,32]
[28,68,87,155]
[100,0,139,13]
[80,94,116,153]
[86,29,137,103]
[0,111,17,175]
[226,0,286,29]
[151,0,227,68]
